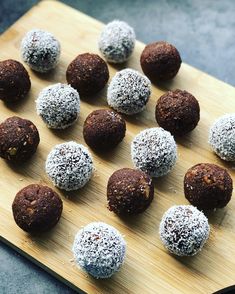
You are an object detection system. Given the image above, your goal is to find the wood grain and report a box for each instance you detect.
[0,1,235,293]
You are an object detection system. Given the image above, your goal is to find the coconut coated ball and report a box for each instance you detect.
[131,127,177,177]
[73,222,126,278]
[12,184,63,233]
[0,116,40,163]
[107,68,151,115]
[0,59,31,102]
[98,20,135,63]
[66,53,109,96]
[184,163,233,210]
[107,168,154,215]
[45,141,93,191]
[209,114,235,161]
[36,83,80,129]
[140,41,181,81]
[159,205,210,256]
[155,89,200,136]
[21,29,61,73]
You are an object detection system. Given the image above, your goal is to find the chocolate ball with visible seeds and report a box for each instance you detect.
[83,109,126,151]
[184,163,233,210]
[107,168,154,215]
[155,89,200,136]
[140,41,181,81]
[66,53,109,96]
[12,184,63,233]
[0,59,31,102]
[0,116,40,163]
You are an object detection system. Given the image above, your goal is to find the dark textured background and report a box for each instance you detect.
[1,0,235,293]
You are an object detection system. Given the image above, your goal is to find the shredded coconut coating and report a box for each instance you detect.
[45,141,93,191]
[36,83,80,129]
[72,222,126,279]
[159,205,210,256]
[209,114,235,161]
[21,29,61,73]
[107,68,151,115]
[98,20,135,63]
[131,127,177,177]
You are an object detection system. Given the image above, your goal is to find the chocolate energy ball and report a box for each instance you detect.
[73,222,126,278]
[155,89,200,136]
[21,29,61,73]
[184,163,233,210]
[140,41,182,81]
[159,205,210,256]
[209,114,235,161]
[12,184,63,233]
[98,20,136,63]
[107,168,154,215]
[36,83,80,129]
[83,109,126,151]
[0,116,40,163]
[0,59,31,102]
[66,53,109,96]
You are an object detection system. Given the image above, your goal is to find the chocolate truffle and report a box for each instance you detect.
[184,163,233,210]
[155,89,200,136]
[36,83,80,129]
[21,29,61,73]
[159,205,210,256]
[12,184,63,233]
[73,222,126,278]
[107,68,151,115]
[0,59,31,103]
[83,109,126,150]
[98,20,136,63]
[107,168,154,215]
[66,53,109,96]
[0,116,40,163]
[45,141,93,191]
[140,41,181,81]
[131,127,177,177]
[209,114,235,161]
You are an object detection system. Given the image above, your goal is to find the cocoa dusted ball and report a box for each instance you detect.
[0,116,40,163]
[0,59,31,102]
[107,168,154,215]
[12,184,63,233]
[140,41,181,81]
[66,53,109,96]
[83,109,126,151]
[155,89,200,136]
[184,163,233,210]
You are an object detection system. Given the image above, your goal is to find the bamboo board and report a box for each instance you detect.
[0,1,235,293]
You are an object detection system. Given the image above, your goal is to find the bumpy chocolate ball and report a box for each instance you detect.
[66,53,109,96]
[83,109,126,151]
[155,89,200,136]
[107,168,154,215]
[0,59,31,102]
[12,184,63,233]
[184,163,233,210]
[0,116,40,163]
[140,41,181,81]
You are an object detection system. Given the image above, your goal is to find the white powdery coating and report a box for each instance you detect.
[98,20,135,63]
[209,114,235,161]
[131,127,177,177]
[45,141,93,191]
[72,222,126,279]
[107,68,151,115]
[159,205,210,256]
[36,83,80,129]
[21,29,61,72]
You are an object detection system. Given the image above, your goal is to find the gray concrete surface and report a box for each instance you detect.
[1,0,235,293]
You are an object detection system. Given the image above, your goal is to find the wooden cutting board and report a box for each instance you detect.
[0,1,235,293]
